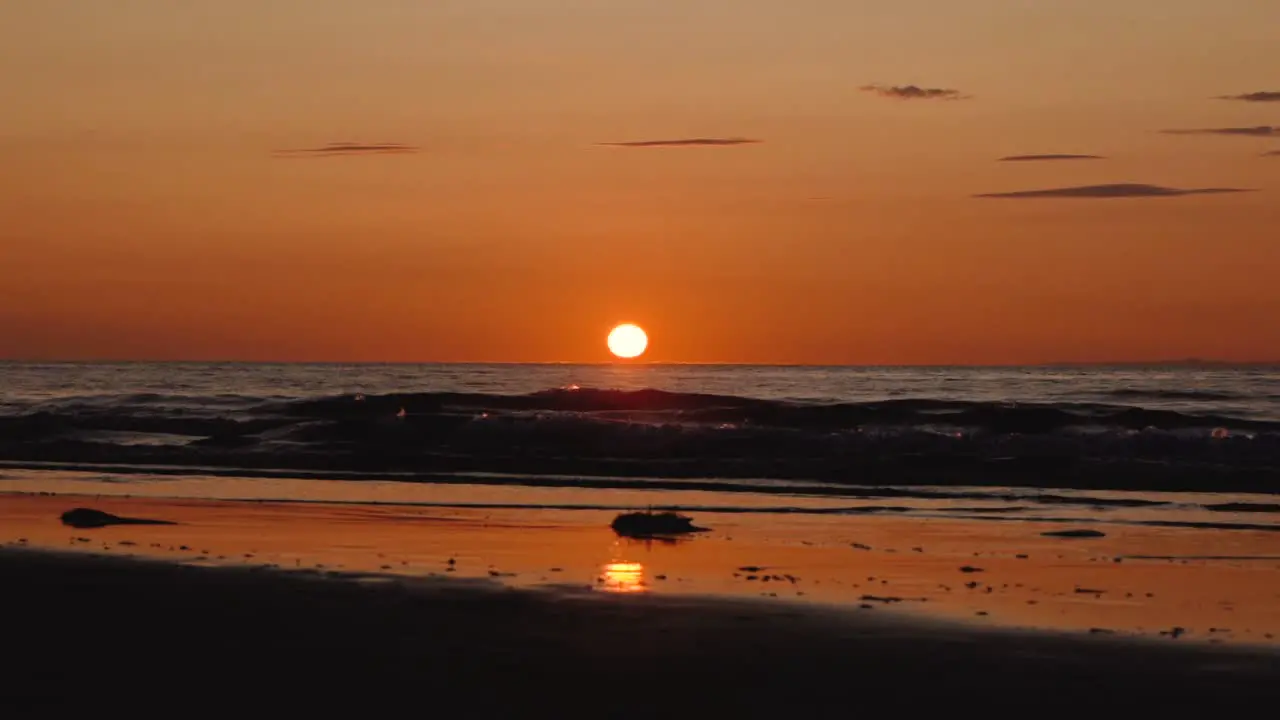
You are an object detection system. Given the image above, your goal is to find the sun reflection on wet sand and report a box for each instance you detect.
[600,561,647,593]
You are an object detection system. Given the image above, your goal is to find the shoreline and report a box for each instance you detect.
[4,458,1280,512]
[4,545,1279,712]
[3,448,1277,495]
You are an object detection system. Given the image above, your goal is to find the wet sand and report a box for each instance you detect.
[5,492,1280,643]
[3,549,1278,714]
[3,492,1279,712]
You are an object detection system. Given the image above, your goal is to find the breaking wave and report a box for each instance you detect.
[1,387,1278,494]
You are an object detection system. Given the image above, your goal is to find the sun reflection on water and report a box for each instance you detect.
[600,561,647,593]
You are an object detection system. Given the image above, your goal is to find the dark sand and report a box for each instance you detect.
[4,548,1277,714]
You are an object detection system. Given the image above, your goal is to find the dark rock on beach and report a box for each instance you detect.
[611,511,708,539]
[60,508,177,529]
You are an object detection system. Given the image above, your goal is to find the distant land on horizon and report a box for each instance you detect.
[1044,359,1280,368]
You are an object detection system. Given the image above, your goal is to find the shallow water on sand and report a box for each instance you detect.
[4,489,1279,647]
[3,468,1278,533]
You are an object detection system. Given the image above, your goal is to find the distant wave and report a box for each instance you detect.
[6,386,1280,434]
[265,387,1280,430]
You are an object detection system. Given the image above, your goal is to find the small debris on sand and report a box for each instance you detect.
[1075,588,1106,595]
[851,543,872,551]
[959,566,984,573]
[1042,529,1106,539]
[860,595,903,604]
[61,508,177,529]
[738,566,765,573]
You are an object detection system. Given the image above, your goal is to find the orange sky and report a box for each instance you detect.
[2,1,1278,363]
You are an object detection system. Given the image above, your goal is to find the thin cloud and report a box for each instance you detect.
[274,142,420,157]
[1161,126,1279,137]
[860,84,970,101]
[1217,91,1280,103]
[598,137,761,147]
[998,154,1105,162]
[974,183,1254,199]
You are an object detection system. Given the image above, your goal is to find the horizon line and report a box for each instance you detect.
[2,358,1277,368]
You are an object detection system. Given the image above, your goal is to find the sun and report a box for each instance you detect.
[607,323,648,359]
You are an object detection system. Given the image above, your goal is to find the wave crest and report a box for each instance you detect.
[2,387,1278,493]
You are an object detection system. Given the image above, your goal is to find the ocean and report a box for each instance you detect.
[2,362,1278,533]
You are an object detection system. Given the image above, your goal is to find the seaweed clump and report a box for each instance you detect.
[611,511,708,539]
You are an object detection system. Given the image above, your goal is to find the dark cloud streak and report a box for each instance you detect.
[1217,91,1280,103]
[860,84,969,101]
[1161,126,1279,137]
[975,183,1254,199]
[274,142,420,157]
[598,137,761,148]
[998,154,1105,162]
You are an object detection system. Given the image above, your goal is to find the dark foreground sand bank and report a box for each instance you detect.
[4,548,1277,714]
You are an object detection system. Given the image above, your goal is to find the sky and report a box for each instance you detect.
[2,1,1278,364]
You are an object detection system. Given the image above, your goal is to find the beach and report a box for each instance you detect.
[4,490,1278,713]
[3,363,1279,712]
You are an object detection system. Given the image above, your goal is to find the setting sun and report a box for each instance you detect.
[607,324,648,359]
